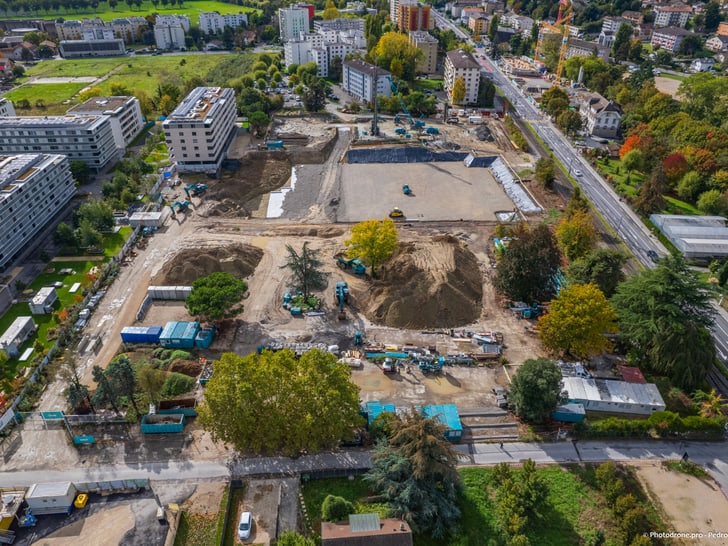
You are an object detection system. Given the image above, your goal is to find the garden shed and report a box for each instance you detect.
[159,321,200,349]
[562,376,666,415]
[29,286,58,315]
[0,316,37,358]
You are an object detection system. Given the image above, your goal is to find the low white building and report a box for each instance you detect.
[562,376,666,415]
[0,316,37,358]
[650,214,728,259]
[342,59,392,103]
[579,92,622,139]
[0,98,15,118]
[67,96,144,149]
[29,287,58,315]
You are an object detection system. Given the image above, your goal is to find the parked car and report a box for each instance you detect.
[446,117,459,124]
[238,511,253,540]
[382,358,397,374]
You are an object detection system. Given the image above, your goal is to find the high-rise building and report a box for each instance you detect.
[342,59,392,103]
[163,87,237,174]
[0,154,75,269]
[0,115,117,171]
[444,49,480,105]
[409,31,438,74]
[67,96,144,150]
[398,1,432,32]
[279,7,309,42]
[154,15,189,50]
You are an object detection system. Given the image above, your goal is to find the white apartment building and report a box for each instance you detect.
[279,7,309,42]
[82,27,115,40]
[110,17,148,43]
[342,59,392,103]
[0,99,15,118]
[444,49,480,105]
[155,15,190,31]
[67,96,144,149]
[0,116,117,171]
[154,16,188,50]
[580,92,622,139]
[313,18,365,32]
[198,12,248,34]
[0,154,75,269]
[409,30,438,74]
[651,27,693,53]
[654,5,692,28]
[163,87,237,174]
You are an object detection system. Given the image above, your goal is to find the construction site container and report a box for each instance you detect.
[159,398,197,416]
[129,210,170,228]
[141,413,185,434]
[147,286,192,300]
[194,327,215,349]
[468,116,482,124]
[363,400,396,427]
[25,482,77,515]
[551,403,586,423]
[0,316,37,358]
[159,321,200,349]
[423,404,463,442]
[29,287,58,315]
[121,326,163,344]
[265,140,284,149]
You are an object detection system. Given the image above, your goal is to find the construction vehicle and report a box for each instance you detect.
[510,301,545,319]
[395,127,407,135]
[418,357,443,374]
[354,331,363,346]
[184,183,207,199]
[335,281,349,320]
[335,256,366,275]
[389,207,404,218]
[386,76,425,129]
[402,184,412,195]
[170,200,191,215]
[425,126,439,135]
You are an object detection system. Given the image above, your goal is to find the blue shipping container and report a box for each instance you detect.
[194,327,215,349]
[121,325,163,344]
[423,404,463,442]
[159,321,200,348]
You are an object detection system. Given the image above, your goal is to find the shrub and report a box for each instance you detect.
[169,350,192,361]
[321,495,354,522]
[161,372,196,397]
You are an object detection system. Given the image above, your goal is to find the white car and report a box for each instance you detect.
[573,169,583,177]
[238,511,253,540]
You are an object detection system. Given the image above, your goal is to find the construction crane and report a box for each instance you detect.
[386,76,425,128]
[534,0,573,84]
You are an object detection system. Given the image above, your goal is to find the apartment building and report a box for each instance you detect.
[342,59,392,103]
[0,115,117,171]
[0,154,75,269]
[654,5,692,28]
[67,96,144,149]
[154,15,189,50]
[313,18,365,32]
[279,7,310,42]
[57,17,147,43]
[580,92,622,139]
[0,99,15,118]
[198,12,248,34]
[409,30,438,74]
[59,38,126,58]
[398,1,432,31]
[163,87,237,174]
[110,17,148,43]
[444,49,480,105]
[651,27,694,52]
[284,29,359,76]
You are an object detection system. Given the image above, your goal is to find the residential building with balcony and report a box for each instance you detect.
[342,59,391,103]
[67,96,144,149]
[654,5,692,28]
[409,30,438,74]
[444,49,480,105]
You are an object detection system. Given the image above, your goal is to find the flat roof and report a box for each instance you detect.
[26,482,75,498]
[0,115,108,130]
[67,96,135,116]
[322,517,412,539]
[166,87,234,123]
[563,376,665,408]
[446,49,480,70]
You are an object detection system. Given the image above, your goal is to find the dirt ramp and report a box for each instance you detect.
[153,244,264,285]
[365,235,482,328]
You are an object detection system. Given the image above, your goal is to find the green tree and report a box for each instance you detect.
[321,495,354,522]
[77,199,114,231]
[566,248,626,297]
[557,110,582,136]
[76,219,103,249]
[303,80,326,112]
[248,110,270,137]
[697,189,727,215]
[564,187,590,218]
[534,157,555,188]
[373,32,421,81]
[612,23,633,61]
[508,358,564,424]
[92,365,121,414]
[185,273,248,322]
[538,283,618,357]
[345,219,398,275]
[282,242,328,301]
[477,76,496,108]
[53,222,78,249]
[621,149,644,173]
[676,171,705,201]
[493,225,562,302]
[276,532,317,546]
[611,254,715,390]
[323,0,340,20]
[634,165,667,215]
[105,356,140,414]
[540,86,569,118]
[70,159,90,185]
[451,76,466,105]
[364,410,462,538]
[61,358,95,414]
[555,209,596,261]
[704,1,721,32]
[488,14,499,44]
[199,349,363,456]
[137,366,166,406]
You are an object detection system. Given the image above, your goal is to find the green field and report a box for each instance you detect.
[7,54,232,116]
[1,0,257,23]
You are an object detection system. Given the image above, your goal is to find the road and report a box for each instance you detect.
[433,10,728,396]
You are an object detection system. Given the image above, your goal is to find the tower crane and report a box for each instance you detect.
[534,0,573,84]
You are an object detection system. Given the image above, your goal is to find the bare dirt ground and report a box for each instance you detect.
[33,505,135,546]
[654,76,683,100]
[636,463,728,545]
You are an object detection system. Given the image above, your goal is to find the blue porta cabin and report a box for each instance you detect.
[120,326,163,344]
[159,321,200,349]
[423,404,463,443]
[363,400,396,427]
[194,326,215,349]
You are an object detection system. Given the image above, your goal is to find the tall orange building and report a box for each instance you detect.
[398,1,432,32]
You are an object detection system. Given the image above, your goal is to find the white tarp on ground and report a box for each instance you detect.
[266,166,298,218]
[489,158,541,214]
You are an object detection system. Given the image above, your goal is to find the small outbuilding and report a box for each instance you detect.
[129,209,170,228]
[562,376,666,415]
[0,316,37,358]
[25,482,77,515]
[159,321,200,349]
[29,286,58,315]
[322,514,413,546]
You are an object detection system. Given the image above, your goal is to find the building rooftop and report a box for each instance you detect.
[343,58,391,77]
[166,87,233,123]
[653,27,694,36]
[409,30,437,42]
[446,49,480,70]
[0,115,108,130]
[563,376,666,408]
[322,515,412,542]
[67,96,135,116]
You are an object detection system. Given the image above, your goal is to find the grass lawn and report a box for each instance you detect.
[4,83,88,107]
[103,226,133,257]
[221,486,246,546]
[664,195,701,215]
[2,0,257,23]
[413,78,443,91]
[596,158,644,197]
[174,512,219,546]
[23,58,126,79]
[301,466,661,546]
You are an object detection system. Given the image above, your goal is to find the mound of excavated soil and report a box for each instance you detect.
[203,154,292,217]
[365,235,482,328]
[152,244,263,285]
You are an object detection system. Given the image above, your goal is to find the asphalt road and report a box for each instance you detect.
[432,10,728,396]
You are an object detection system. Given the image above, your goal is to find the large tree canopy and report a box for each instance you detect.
[509,358,564,424]
[185,272,248,322]
[538,283,618,358]
[494,224,562,302]
[566,248,626,298]
[345,219,398,274]
[364,410,462,539]
[611,255,715,390]
[199,349,363,456]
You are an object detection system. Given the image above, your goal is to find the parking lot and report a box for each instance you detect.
[337,162,514,222]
